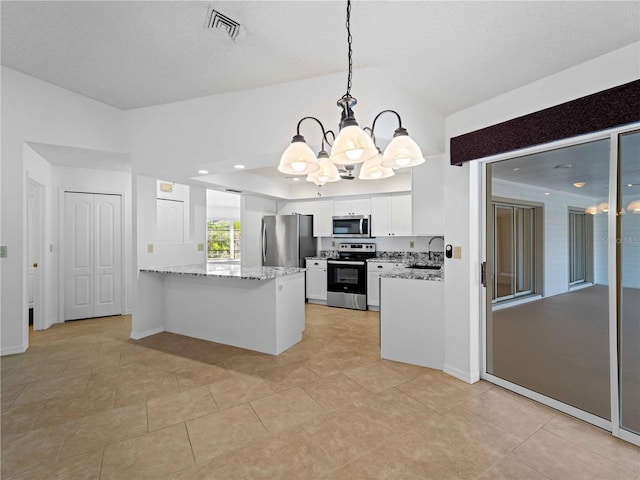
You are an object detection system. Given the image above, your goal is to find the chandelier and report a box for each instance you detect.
[277,0,425,186]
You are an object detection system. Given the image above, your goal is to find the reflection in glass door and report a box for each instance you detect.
[486,138,612,421]
[619,130,640,437]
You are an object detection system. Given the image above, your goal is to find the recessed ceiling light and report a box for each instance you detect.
[233,164,245,169]
[544,192,550,196]
[197,169,209,174]
[573,182,586,188]
[628,183,635,187]
[292,178,300,182]
[554,164,572,169]
[513,167,520,171]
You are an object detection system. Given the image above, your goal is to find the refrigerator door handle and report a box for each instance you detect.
[262,222,267,264]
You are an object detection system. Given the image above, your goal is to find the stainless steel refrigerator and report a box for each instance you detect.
[262,215,317,267]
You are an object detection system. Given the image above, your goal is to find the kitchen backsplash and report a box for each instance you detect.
[318,249,444,263]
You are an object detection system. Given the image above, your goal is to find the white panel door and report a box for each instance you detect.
[64,192,122,320]
[94,194,122,317]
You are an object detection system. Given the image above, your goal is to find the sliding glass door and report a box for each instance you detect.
[484,128,640,445]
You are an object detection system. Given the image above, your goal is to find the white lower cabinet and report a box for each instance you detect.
[367,261,404,310]
[305,259,327,303]
[380,277,444,369]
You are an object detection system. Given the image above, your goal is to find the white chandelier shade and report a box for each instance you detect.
[277,139,320,175]
[307,152,341,185]
[330,125,379,165]
[358,152,395,180]
[380,133,425,169]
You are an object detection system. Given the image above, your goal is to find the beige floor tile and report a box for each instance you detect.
[223,351,284,375]
[250,386,325,432]
[114,370,179,407]
[299,406,399,466]
[60,402,148,458]
[301,373,372,410]
[344,361,411,393]
[1,423,69,478]
[9,448,103,480]
[0,351,51,371]
[174,362,229,391]
[381,359,437,380]
[35,384,116,427]
[87,360,148,387]
[328,431,482,480]
[63,351,122,374]
[476,455,549,480]
[544,414,640,473]
[45,342,101,362]
[208,373,274,409]
[1,400,47,434]
[512,428,637,480]
[13,373,90,405]
[259,361,320,392]
[174,429,336,480]
[101,423,195,479]
[186,403,267,464]
[148,385,218,431]
[413,408,523,469]
[462,388,555,439]
[1,360,70,389]
[304,349,378,377]
[396,373,476,413]
[1,383,26,408]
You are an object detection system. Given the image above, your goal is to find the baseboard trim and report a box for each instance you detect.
[1,343,29,356]
[130,327,164,340]
[443,364,481,384]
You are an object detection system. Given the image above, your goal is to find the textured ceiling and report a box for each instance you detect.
[2,1,639,114]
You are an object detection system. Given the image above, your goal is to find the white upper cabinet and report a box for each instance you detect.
[371,193,412,236]
[276,200,333,237]
[412,158,444,235]
[333,198,371,216]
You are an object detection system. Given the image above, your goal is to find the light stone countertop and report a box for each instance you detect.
[379,266,444,282]
[140,264,306,280]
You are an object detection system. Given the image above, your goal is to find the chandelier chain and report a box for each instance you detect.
[344,0,353,99]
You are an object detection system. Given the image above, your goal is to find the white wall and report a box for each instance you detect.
[1,66,125,355]
[241,195,277,267]
[442,42,640,383]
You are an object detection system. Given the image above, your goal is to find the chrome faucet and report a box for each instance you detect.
[428,236,444,260]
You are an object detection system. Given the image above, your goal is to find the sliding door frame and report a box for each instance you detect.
[480,122,640,446]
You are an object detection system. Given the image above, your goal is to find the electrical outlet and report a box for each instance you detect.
[409,241,415,248]
[147,244,154,253]
[0,246,6,257]
[332,241,335,247]
[197,243,204,251]
[453,246,462,259]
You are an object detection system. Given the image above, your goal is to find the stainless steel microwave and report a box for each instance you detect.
[332,215,371,237]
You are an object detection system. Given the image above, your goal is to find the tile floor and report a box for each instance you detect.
[1,304,638,479]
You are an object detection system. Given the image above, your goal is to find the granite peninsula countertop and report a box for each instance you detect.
[379,266,444,282]
[140,264,306,280]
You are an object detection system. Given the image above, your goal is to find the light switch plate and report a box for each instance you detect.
[197,243,204,251]
[0,246,6,257]
[409,241,415,248]
[453,246,462,259]
[147,244,154,253]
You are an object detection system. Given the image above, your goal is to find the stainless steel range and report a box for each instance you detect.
[327,243,376,310]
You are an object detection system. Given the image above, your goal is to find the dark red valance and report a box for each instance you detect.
[450,79,640,166]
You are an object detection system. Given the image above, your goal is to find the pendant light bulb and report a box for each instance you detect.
[358,150,395,180]
[307,150,341,184]
[330,125,378,165]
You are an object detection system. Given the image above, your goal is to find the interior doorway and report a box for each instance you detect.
[27,178,45,330]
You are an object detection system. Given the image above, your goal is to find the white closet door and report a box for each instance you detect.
[94,194,122,317]
[64,192,122,320]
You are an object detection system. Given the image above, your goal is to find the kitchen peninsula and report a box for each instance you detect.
[132,264,306,355]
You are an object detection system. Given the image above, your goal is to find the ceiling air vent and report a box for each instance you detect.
[206,7,240,41]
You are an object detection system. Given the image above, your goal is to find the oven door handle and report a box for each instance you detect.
[328,260,366,266]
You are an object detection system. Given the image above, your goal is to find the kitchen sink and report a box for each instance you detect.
[407,264,441,270]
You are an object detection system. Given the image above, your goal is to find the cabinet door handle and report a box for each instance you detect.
[377,265,383,269]
[314,262,319,266]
